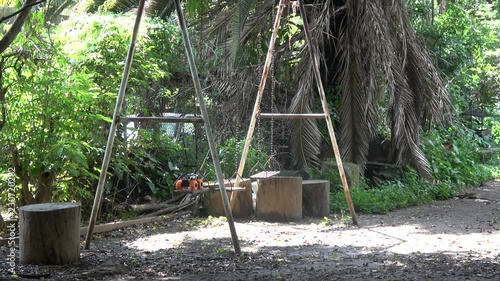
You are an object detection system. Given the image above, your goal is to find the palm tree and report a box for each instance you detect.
[202,0,451,177]
[56,0,451,176]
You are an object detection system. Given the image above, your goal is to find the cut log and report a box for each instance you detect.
[19,202,80,265]
[302,180,330,217]
[142,195,195,217]
[80,212,187,235]
[204,179,253,218]
[256,176,302,222]
[129,203,176,214]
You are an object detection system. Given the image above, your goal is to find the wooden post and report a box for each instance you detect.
[302,180,330,217]
[234,0,286,189]
[298,1,358,225]
[85,0,146,249]
[174,0,240,254]
[19,203,81,265]
[256,176,302,222]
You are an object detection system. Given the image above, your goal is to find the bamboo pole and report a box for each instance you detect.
[174,0,240,254]
[84,0,146,249]
[298,1,358,225]
[120,116,204,123]
[258,113,326,119]
[234,0,286,189]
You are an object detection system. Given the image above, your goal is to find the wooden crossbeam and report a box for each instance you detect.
[120,116,204,123]
[258,113,326,119]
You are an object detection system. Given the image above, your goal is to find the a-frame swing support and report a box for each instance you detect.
[84,0,241,254]
[234,0,358,226]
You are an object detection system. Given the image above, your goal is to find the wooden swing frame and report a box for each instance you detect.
[234,0,358,225]
[84,0,241,254]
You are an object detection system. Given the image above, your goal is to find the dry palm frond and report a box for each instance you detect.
[204,0,451,175]
[385,0,451,177]
[336,0,373,167]
[330,0,451,175]
[94,0,451,176]
[286,1,334,169]
[289,52,321,168]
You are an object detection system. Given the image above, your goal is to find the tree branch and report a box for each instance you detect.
[0,0,46,24]
[0,0,45,54]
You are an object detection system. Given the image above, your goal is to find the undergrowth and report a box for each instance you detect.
[330,165,500,214]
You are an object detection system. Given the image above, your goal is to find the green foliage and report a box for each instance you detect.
[0,15,110,205]
[331,122,497,214]
[412,2,500,114]
[53,14,192,203]
[203,137,270,180]
[438,5,499,113]
[110,129,185,200]
[330,166,497,214]
[56,14,185,115]
[421,124,491,185]
[0,11,191,208]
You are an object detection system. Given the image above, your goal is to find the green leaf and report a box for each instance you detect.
[146,180,157,194]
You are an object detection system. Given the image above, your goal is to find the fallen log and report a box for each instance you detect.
[80,211,191,236]
[129,203,176,213]
[2,212,190,246]
[141,194,195,218]
[1,196,195,246]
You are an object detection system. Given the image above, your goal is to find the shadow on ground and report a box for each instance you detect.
[1,182,499,280]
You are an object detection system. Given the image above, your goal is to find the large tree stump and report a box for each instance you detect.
[322,160,360,188]
[204,179,253,218]
[302,180,330,217]
[256,176,302,222]
[19,202,81,265]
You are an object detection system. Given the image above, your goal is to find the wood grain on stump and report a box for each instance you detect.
[302,180,330,217]
[205,179,253,218]
[256,176,302,222]
[19,202,81,265]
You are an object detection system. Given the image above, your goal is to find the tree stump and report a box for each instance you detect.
[204,179,253,218]
[19,202,81,265]
[256,176,302,222]
[322,160,360,188]
[302,180,330,217]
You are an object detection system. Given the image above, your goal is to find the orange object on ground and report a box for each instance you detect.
[175,174,203,191]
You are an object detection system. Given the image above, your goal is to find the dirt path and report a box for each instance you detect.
[1,181,500,280]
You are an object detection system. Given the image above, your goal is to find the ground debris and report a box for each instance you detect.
[1,182,500,280]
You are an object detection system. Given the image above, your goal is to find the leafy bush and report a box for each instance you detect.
[331,166,498,214]
[421,124,491,186]
[329,122,497,215]
[0,12,191,209]
[204,137,271,180]
[0,14,111,205]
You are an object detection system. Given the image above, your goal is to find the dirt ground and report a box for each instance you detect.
[1,181,500,281]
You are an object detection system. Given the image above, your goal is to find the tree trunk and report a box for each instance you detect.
[0,215,6,236]
[256,176,302,222]
[34,171,56,203]
[438,0,446,14]
[12,148,33,206]
[20,173,32,206]
[19,202,81,265]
